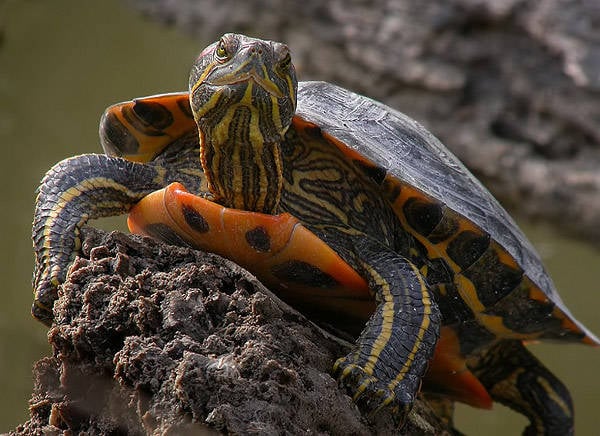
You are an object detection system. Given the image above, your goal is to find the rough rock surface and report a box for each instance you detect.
[12,228,451,435]
[126,0,600,244]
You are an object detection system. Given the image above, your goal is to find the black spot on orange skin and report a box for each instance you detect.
[122,106,162,137]
[144,223,189,247]
[132,100,174,130]
[428,212,459,244]
[403,197,443,237]
[446,231,490,270]
[177,98,195,119]
[354,160,387,185]
[245,226,271,252]
[182,205,210,233]
[303,125,323,140]
[101,112,140,156]
[463,249,523,307]
[271,260,338,288]
[383,178,401,202]
[486,284,559,334]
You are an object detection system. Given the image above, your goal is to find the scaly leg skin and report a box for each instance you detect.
[332,236,441,425]
[469,340,574,436]
[32,91,203,326]
[31,150,204,325]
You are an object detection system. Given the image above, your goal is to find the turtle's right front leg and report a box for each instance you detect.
[332,235,441,425]
[32,154,172,325]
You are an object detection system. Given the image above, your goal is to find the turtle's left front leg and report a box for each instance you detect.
[333,236,441,423]
[32,149,204,325]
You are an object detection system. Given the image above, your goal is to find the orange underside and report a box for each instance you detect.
[424,326,492,409]
[128,182,492,409]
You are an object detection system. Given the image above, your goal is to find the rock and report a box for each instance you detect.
[125,0,600,244]
[11,228,451,435]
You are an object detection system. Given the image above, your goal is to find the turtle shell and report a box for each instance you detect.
[295,81,597,345]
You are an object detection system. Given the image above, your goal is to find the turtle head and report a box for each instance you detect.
[189,33,297,143]
[188,33,298,213]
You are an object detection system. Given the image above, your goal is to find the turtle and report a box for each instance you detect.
[32,33,599,434]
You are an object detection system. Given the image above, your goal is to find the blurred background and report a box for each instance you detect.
[1,0,599,434]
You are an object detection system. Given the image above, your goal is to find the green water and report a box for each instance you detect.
[1,1,598,433]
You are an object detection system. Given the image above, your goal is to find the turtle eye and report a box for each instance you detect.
[215,39,229,62]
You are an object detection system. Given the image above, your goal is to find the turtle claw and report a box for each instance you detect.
[31,299,54,326]
[31,272,61,326]
[333,356,412,424]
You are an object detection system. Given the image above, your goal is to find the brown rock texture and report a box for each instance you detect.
[126,0,600,244]
[11,228,451,435]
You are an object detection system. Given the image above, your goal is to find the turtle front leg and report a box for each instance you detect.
[333,236,441,424]
[32,151,204,325]
[32,154,171,324]
[469,339,574,436]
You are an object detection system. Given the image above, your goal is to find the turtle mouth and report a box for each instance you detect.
[212,72,285,99]
[194,65,286,100]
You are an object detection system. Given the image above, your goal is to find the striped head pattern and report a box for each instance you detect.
[189,33,298,213]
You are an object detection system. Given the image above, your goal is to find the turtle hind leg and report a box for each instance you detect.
[469,339,573,436]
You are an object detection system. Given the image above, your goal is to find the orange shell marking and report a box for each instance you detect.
[128,183,372,315]
[102,93,195,163]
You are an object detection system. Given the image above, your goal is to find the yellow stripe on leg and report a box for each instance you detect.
[361,263,396,376]
[387,262,433,391]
